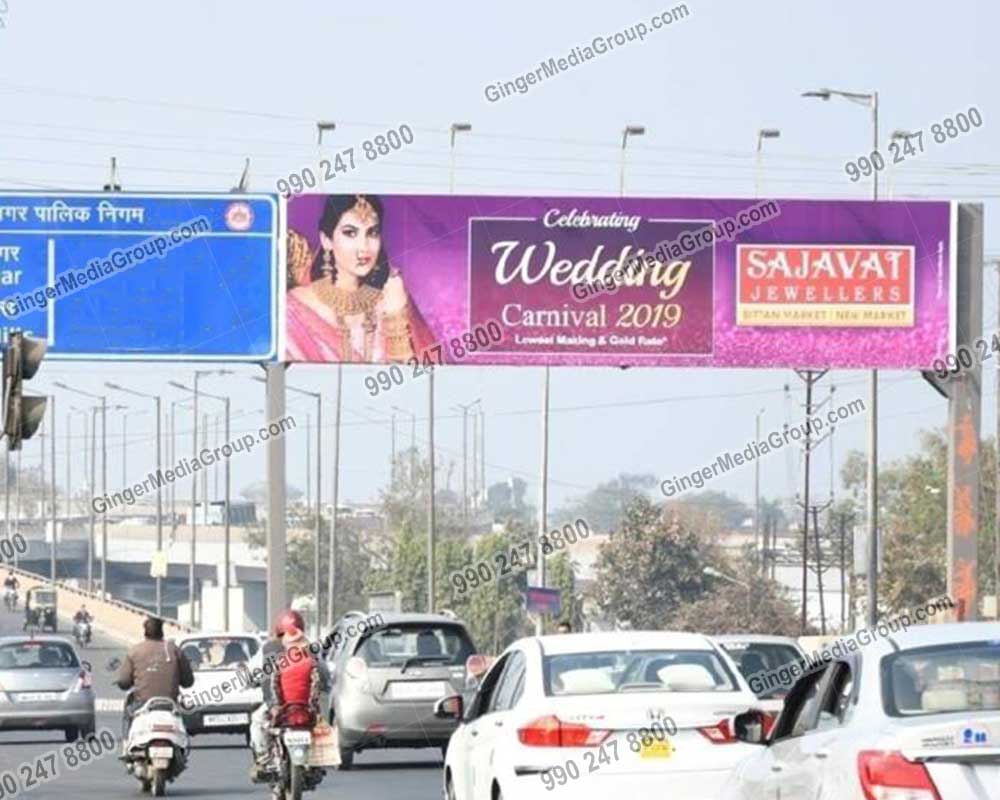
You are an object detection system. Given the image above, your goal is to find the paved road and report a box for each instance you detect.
[0,607,444,799]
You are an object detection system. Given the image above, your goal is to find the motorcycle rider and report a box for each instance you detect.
[247,610,329,783]
[115,616,194,738]
[73,604,93,643]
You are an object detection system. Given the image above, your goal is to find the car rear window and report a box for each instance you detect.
[354,624,474,667]
[181,636,259,671]
[721,642,802,699]
[544,648,740,696]
[883,640,1000,717]
[0,641,79,669]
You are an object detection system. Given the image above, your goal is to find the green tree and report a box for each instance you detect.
[670,547,805,635]
[453,526,531,653]
[366,449,472,613]
[841,429,998,614]
[594,496,711,628]
[668,490,752,531]
[555,473,657,534]
[545,551,584,633]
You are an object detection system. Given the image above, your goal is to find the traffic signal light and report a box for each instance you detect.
[2,331,48,451]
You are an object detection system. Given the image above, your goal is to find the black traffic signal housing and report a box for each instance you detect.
[2,332,47,451]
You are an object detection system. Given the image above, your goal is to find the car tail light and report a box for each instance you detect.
[697,719,736,744]
[152,724,177,733]
[517,715,610,747]
[858,750,942,800]
[759,712,777,738]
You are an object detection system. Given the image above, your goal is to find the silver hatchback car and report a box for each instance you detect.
[0,636,96,740]
[326,612,478,769]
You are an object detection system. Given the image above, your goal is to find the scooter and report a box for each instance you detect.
[266,704,325,800]
[120,693,189,796]
[3,587,16,611]
[73,619,92,648]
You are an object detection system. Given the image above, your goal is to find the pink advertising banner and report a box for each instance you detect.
[284,194,954,369]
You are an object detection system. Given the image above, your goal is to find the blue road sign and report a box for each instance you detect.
[0,193,278,361]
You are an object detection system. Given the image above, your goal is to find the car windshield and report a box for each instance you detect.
[884,640,1000,717]
[544,648,740,696]
[32,592,56,605]
[355,624,474,667]
[0,641,79,669]
[180,636,259,672]
[720,641,802,699]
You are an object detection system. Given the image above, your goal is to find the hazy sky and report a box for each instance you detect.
[0,0,997,515]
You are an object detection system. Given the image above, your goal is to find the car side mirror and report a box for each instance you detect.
[107,657,121,672]
[434,694,464,721]
[734,710,768,745]
[81,660,92,672]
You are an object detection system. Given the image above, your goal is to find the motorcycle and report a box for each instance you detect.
[3,587,16,611]
[120,693,189,796]
[74,619,92,648]
[265,704,326,800]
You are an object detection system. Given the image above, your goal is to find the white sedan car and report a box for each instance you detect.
[438,631,765,800]
[722,621,1000,799]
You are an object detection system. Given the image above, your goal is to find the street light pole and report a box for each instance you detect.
[620,125,646,197]
[327,365,342,628]
[279,380,323,637]
[106,383,164,616]
[802,86,880,626]
[449,123,472,194]
[536,367,550,635]
[49,396,56,583]
[54,383,108,595]
[755,128,781,198]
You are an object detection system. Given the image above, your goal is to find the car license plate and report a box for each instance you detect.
[148,747,173,759]
[640,739,674,759]
[389,681,448,700]
[203,713,248,726]
[283,730,311,746]
[16,692,61,702]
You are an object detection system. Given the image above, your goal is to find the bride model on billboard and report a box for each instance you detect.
[285,194,435,362]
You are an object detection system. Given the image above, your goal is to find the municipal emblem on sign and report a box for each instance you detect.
[224,201,254,232]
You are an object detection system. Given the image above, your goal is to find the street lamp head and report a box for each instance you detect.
[451,122,472,133]
[759,128,781,139]
[624,125,646,136]
[802,89,832,100]
[891,129,919,141]
[168,381,191,392]
[316,121,336,145]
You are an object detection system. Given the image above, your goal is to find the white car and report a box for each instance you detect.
[714,635,806,717]
[437,631,765,800]
[721,621,1000,800]
[176,632,262,741]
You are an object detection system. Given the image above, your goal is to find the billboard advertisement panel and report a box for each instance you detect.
[285,194,953,369]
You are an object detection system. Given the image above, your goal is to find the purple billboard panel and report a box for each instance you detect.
[284,195,954,369]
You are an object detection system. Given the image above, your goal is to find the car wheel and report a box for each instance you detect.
[337,747,353,770]
[64,727,78,742]
[446,774,457,800]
